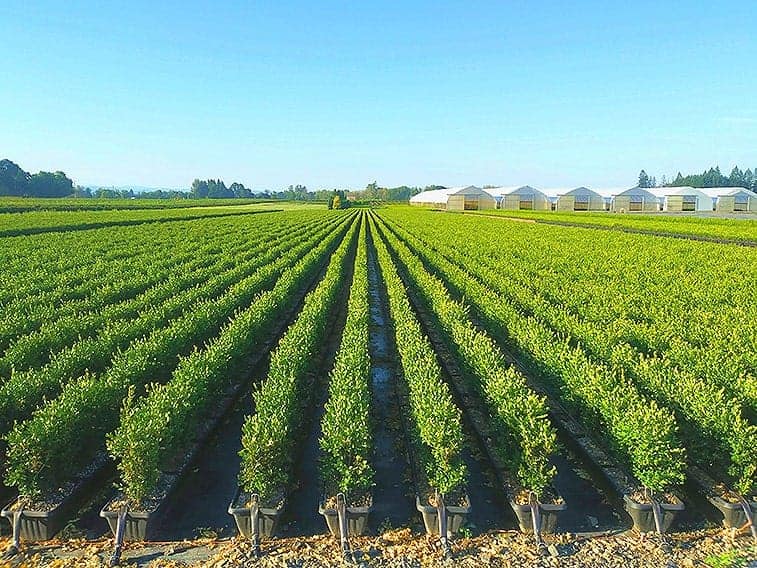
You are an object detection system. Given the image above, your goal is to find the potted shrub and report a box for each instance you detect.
[1,452,111,544]
[317,230,375,538]
[415,491,470,538]
[623,490,684,533]
[228,489,286,540]
[508,488,566,535]
[707,484,757,530]
[318,493,373,537]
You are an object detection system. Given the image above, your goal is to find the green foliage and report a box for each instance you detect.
[0,215,337,437]
[319,219,374,499]
[369,215,466,496]
[0,159,74,197]
[238,216,359,502]
[704,548,757,568]
[380,209,688,492]
[107,216,352,503]
[374,216,557,496]
[388,209,757,495]
[3,213,354,497]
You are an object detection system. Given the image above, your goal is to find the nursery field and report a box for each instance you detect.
[0,204,754,566]
[466,208,757,244]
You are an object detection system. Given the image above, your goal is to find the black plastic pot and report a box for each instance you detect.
[319,496,372,537]
[415,495,470,538]
[708,495,757,529]
[509,500,566,534]
[1,498,65,541]
[228,488,285,540]
[623,494,684,533]
[99,506,152,542]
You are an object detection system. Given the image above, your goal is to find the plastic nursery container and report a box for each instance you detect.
[509,500,567,534]
[623,494,684,533]
[415,495,470,538]
[1,498,66,542]
[228,488,285,540]
[707,495,757,530]
[100,506,152,542]
[319,495,373,537]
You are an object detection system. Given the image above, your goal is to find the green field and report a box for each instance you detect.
[0,203,753,550]
[466,208,757,243]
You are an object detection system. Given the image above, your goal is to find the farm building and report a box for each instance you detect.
[651,187,713,212]
[409,186,496,211]
[489,185,551,211]
[556,187,606,211]
[703,187,757,212]
[611,187,661,212]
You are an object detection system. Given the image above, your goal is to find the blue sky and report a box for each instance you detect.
[2,1,755,190]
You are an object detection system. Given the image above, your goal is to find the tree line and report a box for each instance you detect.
[0,159,74,197]
[638,166,757,192]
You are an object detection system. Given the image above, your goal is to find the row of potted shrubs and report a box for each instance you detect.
[3,213,351,499]
[373,216,560,515]
[0,215,331,438]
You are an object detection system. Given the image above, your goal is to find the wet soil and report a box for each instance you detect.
[366,253,416,533]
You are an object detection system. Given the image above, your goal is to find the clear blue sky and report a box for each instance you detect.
[2,1,755,190]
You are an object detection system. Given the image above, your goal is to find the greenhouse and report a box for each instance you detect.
[409,186,496,211]
[611,187,661,212]
[556,187,606,211]
[652,187,713,212]
[704,187,757,212]
[490,185,551,211]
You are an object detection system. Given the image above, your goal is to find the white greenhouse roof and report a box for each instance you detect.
[614,187,661,199]
[409,185,493,204]
[483,186,525,197]
[558,186,605,199]
[487,185,548,198]
[701,187,753,198]
[649,186,711,200]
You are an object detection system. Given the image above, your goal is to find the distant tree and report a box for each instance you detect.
[661,175,668,186]
[729,166,744,187]
[95,188,119,198]
[190,179,209,198]
[229,182,252,198]
[28,171,74,197]
[72,186,92,198]
[743,169,754,191]
[638,170,650,188]
[207,179,233,198]
[0,159,31,195]
[331,195,341,210]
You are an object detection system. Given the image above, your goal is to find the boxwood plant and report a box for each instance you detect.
[3,213,354,499]
[369,215,467,498]
[107,215,356,504]
[379,212,686,494]
[238,215,359,504]
[0,215,336,437]
[374,215,557,498]
[319,220,374,502]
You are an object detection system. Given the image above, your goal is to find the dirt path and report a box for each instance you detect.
[2,528,754,567]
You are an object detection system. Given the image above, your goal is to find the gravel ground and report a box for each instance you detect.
[1,528,755,567]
